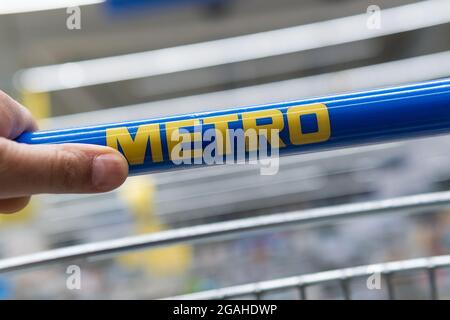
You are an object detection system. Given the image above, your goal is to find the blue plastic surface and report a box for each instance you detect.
[16,78,450,175]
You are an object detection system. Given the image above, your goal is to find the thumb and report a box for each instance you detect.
[0,138,129,198]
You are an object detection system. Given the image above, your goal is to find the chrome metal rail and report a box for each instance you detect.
[168,255,450,300]
[1,191,450,274]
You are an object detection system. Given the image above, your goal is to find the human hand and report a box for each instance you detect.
[0,90,128,213]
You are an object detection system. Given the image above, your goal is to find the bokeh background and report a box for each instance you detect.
[1,0,450,299]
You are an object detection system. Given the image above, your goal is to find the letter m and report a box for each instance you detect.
[106,125,163,165]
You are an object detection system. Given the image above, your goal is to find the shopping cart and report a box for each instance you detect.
[2,191,450,299]
[167,254,446,300]
[3,79,450,299]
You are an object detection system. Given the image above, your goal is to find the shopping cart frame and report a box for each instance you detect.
[1,191,450,299]
[167,255,448,300]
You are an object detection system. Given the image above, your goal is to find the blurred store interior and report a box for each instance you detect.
[1,0,450,299]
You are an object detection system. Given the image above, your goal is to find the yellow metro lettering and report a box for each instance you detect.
[241,109,287,151]
[106,104,332,166]
[106,124,163,165]
[202,114,239,155]
[286,103,330,145]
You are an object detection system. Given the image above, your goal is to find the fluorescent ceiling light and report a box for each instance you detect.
[0,0,104,15]
[17,0,450,92]
[42,50,450,129]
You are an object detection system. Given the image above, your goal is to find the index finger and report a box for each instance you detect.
[0,90,38,139]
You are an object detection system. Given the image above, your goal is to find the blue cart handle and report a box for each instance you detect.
[16,78,450,175]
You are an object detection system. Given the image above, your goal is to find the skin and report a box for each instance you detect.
[0,90,129,214]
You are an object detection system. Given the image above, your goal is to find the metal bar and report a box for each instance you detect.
[297,286,307,300]
[16,78,450,175]
[17,0,450,92]
[254,291,263,300]
[428,268,438,300]
[168,255,450,300]
[384,273,395,300]
[1,191,450,274]
[40,51,450,131]
[340,278,351,300]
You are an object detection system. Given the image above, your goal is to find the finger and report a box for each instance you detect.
[0,90,38,139]
[0,197,31,214]
[0,138,129,198]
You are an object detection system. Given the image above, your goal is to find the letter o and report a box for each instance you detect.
[287,103,331,145]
